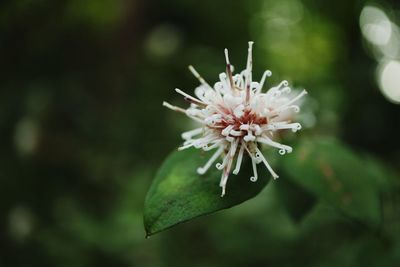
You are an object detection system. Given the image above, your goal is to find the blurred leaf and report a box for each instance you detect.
[144,148,270,236]
[283,137,382,226]
[274,176,316,222]
[65,0,124,29]
[362,155,396,191]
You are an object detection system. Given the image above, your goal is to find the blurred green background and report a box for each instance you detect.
[1,0,400,266]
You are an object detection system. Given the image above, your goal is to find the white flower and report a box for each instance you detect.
[163,42,307,197]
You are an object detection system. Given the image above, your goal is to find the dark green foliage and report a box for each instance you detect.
[1,0,400,266]
[145,138,390,234]
[283,138,384,226]
[274,174,316,222]
[144,148,269,236]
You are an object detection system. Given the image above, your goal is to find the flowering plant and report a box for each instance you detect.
[143,42,316,237]
[143,42,387,238]
[163,42,307,196]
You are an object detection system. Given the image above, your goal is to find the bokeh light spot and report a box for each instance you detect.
[14,118,39,156]
[145,24,182,59]
[377,60,400,104]
[360,6,392,46]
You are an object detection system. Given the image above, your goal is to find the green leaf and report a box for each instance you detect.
[144,148,270,236]
[274,176,316,222]
[282,138,382,226]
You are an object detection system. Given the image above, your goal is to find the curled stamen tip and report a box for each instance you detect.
[282,80,289,86]
[273,175,279,180]
[220,186,226,197]
[250,176,257,182]
[197,168,205,175]
[266,70,272,76]
[224,49,230,63]
[279,149,286,155]
[290,124,301,132]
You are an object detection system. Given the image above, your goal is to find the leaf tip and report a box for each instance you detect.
[144,224,155,238]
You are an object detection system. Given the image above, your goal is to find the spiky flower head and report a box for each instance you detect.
[163,42,307,197]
